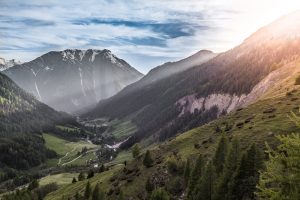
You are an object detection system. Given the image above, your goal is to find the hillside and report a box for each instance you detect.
[43,53,300,200]
[87,11,300,148]
[0,72,77,182]
[3,49,143,113]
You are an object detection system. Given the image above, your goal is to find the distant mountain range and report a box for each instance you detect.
[0,57,22,71]
[87,11,300,148]
[3,49,143,113]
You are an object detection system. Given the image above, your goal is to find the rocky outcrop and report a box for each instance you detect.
[176,93,246,116]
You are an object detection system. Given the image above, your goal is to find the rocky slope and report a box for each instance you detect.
[3,49,143,113]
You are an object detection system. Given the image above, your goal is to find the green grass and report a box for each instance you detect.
[39,173,79,187]
[108,120,137,140]
[43,133,98,166]
[107,150,132,166]
[45,165,123,200]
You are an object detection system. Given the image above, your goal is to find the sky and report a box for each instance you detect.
[1,0,300,73]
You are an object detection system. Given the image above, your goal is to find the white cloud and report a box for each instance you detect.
[1,0,300,73]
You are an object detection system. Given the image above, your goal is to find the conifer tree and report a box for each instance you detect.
[87,169,94,179]
[213,135,229,175]
[214,138,241,200]
[92,183,99,200]
[257,134,300,200]
[99,164,105,173]
[72,177,77,183]
[143,150,154,168]
[183,159,191,185]
[132,143,141,158]
[84,181,91,199]
[187,154,203,198]
[229,144,263,200]
[78,172,85,181]
[193,161,216,200]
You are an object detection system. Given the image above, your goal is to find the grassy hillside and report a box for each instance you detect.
[45,64,300,199]
[43,133,98,167]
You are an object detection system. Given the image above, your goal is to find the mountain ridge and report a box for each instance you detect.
[3,49,143,113]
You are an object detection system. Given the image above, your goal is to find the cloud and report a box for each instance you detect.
[1,0,299,73]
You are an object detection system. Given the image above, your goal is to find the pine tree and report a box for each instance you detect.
[193,161,216,200]
[72,177,77,183]
[150,188,170,200]
[28,179,39,191]
[132,143,141,158]
[214,138,241,200]
[257,133,300,200]
[99,164,105,173]
[213,134,229,175]
[187,154,203,198]
[145,177,154,193]
[87,169,94,179]
[78,172,85,181]
[84,181,91,199]
[143,150,154,168]
[183,159,191,185]
[229,143,263,200]
[92,183,100,200]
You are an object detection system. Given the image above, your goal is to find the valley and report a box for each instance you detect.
[1,6,300,200]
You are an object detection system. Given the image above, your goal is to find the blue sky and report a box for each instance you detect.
[1,0,300,73]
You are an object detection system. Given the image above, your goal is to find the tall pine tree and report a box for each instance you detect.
[187,154,203,199]
[229,144,263,200]
[213,134,229,175]
[214,138,241,200]
[257,134,300,200]
[84,181,91,199]
[143,150,154,168]
[193,161,216,200]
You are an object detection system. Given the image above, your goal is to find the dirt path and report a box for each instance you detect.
[61,149,96,166]
[58,147,77,165]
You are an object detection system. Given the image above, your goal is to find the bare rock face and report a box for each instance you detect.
[176,93,246,116]
[3,49,143,113]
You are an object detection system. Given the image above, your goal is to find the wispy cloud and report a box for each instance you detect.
[1,0,300,73]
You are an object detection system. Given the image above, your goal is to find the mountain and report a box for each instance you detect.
[43,11,300,200]
[140,50,217,86]
[87,11,300,148]
[3,49,143,113]
[0,72,74,170]
[0,57,22,71]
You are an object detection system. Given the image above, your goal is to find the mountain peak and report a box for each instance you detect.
[4,49,143,113]
[0,56,22,71]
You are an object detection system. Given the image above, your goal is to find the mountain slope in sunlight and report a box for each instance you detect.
[87,11,300,148]
[3,49,143,113]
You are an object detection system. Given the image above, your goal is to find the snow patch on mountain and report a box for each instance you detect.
[0,57,22,71]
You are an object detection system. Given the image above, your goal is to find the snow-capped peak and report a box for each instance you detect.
[0,57,22,71]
